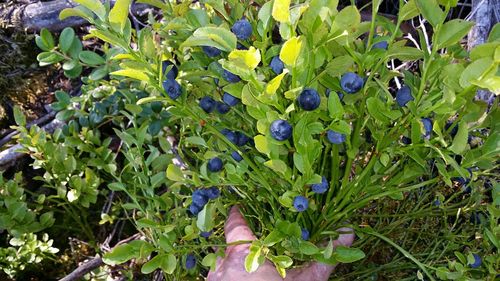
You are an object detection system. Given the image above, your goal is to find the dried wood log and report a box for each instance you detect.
[0,0,153,31]
[467,0,496,104]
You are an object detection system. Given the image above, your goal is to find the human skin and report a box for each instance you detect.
[207,206,355,281]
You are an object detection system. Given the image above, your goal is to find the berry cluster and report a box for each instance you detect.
[189,187,220,215]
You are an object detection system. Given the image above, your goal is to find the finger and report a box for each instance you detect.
[285,228,355,281]
[206,255,224,281]
[224,205,256,244]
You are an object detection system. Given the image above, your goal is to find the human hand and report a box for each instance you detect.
[207,206,355,281]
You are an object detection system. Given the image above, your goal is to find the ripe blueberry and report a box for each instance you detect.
[311,176,329,194]
[200,230,213,238]
[222,130,238,145]
[301,228,310,240]
[203,187,220,200]
[163,79,182,100]
[207,157,223,172]
[162,61,178,80]
[421,118,433,139]
[202,46,221,57]
[270,56,284,74]
[189,204,202,216]
[297,88,321,111]
[199,96,216,113]
[372,41,388,50]
[223,69,241,83]
[235,132,249,146]
[223,92,240,106]
[185,254,196,269]
[216,101,230,114]
[327,130,346,144]
[192,189,209,207]
[340,72,364,94]
[293,196,309,212]
[231,19,252,40]
[231,151,243,162]
[270,120,293,141]
[326,89,344,101]
[401,136,412,145]
[469,254,482,268]
[396,86,414,107]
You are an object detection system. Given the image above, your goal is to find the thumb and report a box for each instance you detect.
[285,227,355,281]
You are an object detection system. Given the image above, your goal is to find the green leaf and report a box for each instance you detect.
[449,121,468,154]
[166,164,184,181]
[436,19,474,49]
[333,6,361,32]
[201,253,217,271]
[488,23,500,42]
[136,0,168,10]
[245,244,263,273]
[186,136,207,147]
[59,6,95,22]
[387,46,423,61]
[328,91,344,119]
[399,0,420,21]
[161,254,177,274]
[299,241,320,255]
[59,28,75,53]
[13,106,26,126]
[141,253,163,274]
[272,0,291,23]
[72,0,106,20]
[181,26,237,52]
[280,36,302,66]
[333,246,366,263]
[325,56,354,77]
[459,57,493,88]
[196,203,215,232]
[263,230,285,247]
[109,0,132,31]
[36,29,55,51]
[415,0,444,28]
[79,51,105,66]
[264,159,288,174]
[103,244,136,265]
[111,69,150,82]
[268,255,293,268]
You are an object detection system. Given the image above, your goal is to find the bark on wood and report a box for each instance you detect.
[0,118,64,169]
[468,0,496,104]
[0,0,152,32]
[58,257,104,281]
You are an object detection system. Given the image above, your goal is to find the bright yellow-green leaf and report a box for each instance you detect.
[272,0,291,23]
[228,47,261,70]
[111,53,135,60]
[266,71,288,94]
[111,69,150,82]
[254,135,271,155]
[109,0,132,31]
[280,36,302,66]
[264,159,288,174]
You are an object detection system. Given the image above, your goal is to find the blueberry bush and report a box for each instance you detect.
[1,0,498,280]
